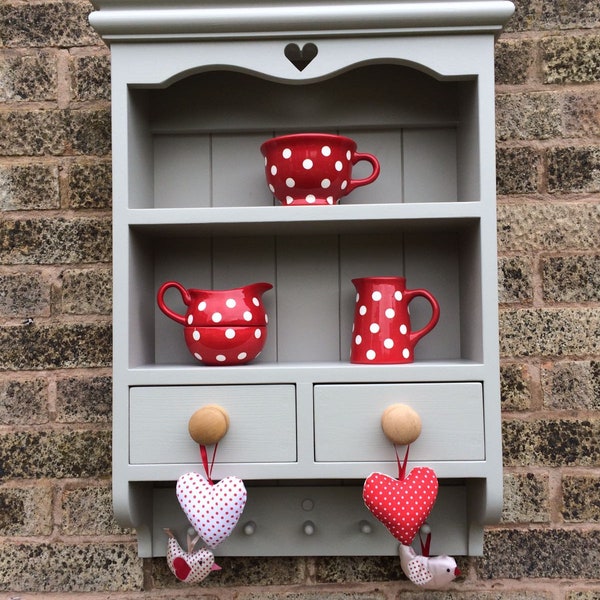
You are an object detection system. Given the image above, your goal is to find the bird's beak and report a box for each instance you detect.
[454,567,461,577]
[211,563,222,571]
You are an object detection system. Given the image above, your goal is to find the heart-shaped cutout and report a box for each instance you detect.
[363,468,438,545]
[176,472,247,548]
[284,42,318,71]
[166,536,216,584]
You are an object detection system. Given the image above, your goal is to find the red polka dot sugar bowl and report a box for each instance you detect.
[350,276,440,364]
[157,281,273,365]
[260,133,380,206]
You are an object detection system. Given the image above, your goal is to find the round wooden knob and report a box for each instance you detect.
[188,404,230,445]
[381,403,422,446]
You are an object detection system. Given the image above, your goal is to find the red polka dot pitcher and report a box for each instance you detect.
[350,277,440,364]
[157,281,273,366]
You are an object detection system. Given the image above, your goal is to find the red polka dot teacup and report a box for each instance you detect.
[260,133,380,205]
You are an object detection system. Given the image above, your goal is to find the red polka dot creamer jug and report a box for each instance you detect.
[350,277,440,364]
[157,281,273,366]
[261,133,380,205]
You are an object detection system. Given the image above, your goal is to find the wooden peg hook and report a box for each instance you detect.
[381,403,422,446]
[188,404,230,446]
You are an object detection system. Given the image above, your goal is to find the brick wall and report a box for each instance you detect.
[0,0,598,596]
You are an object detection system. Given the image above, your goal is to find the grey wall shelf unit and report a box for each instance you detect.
[90,0,514,558]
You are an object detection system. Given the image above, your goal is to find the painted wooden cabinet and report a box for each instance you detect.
[90,0,514,558]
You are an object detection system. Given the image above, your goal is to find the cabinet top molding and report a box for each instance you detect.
[89,1,515,42]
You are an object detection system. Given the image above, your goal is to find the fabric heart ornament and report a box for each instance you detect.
[165,531,220,584]
[363,467,438,545]
[176,472,247,548]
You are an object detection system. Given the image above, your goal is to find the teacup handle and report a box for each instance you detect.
[157,281,191,325]
[346,152,381,195]
[404,289,440,345]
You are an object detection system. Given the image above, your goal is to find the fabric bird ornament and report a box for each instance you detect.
[165,529,221,584]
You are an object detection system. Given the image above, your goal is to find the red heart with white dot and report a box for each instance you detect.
[362,467,438,545]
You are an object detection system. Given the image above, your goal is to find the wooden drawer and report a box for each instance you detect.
[314,383,484,462]
[129,385,296,464]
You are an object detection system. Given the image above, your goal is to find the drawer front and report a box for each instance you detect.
[130,385,296,464]
[314,383,484,462]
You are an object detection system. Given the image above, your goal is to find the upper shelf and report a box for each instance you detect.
[89,1,515,42]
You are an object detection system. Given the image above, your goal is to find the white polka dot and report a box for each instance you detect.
[306,194,316,203]
[211,312,222,323]
[283,148,292,159]
[384,338,394,349]
[265,314,269,323]
[355,334,362,345]
[341,180,348,190]
[198,301,207,311]
[335,160,343,171]
[371,291,382,301]
[400,324,408,335]
[252,297,260,307]
[254,328,262,338]
[346,150,352,160]
[194,352,202,360]
[394,291,403,301]
[402,348,411,359]
[321,178,331,189]
[225,298,236,308]
[269,184,275,192]
[270,165,277,175]
[238,352,248,360]
[192,330,201,341]
[187,314,194,325]
[385,308,395,318]
[355,293,360,302]
[327,196,334,204]
[366,349,377,360]
[264,157,268,165]
[285,196,294,204]
[243,311,253,322]
[370,323,380,334]
[359,305,367,316]
[286,177,295,188]
[225,328,236,339]
[321,145,331,156]
[216,354,227,362]
[303,159,313,169]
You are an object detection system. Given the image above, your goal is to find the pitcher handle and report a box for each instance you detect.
[157,281,190,325]
[346,152,380,195]
[405,289,440,346]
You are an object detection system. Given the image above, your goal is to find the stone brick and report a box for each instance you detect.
[397,594,552,600]
[61,484,128,535]
[71,54,111,101]
[0,163,60,210]
[561,475,600,522]
[563,91,600,139]
[567,592,600,600]
[0,217,111,265]
[542,255,600,303]
[0,430,111,480]
[503,418,600,467]
[152,555,305,588]
[68,160,112,209]
[499,308,600,357]
[498,256,533,304]
[541,361,600,410]
[542,1,600,30]
[542,35,600,84]
[0,542,143,592]
[0,109,110,156]
[0,2,100,48]
[503,0,540,33]
[315,556,402,583]
[61,268,112,315]
[497,203,600,252]
[548,147,600,193]
[495,38,537,85]
[0,323,112,370]
[501,363,533,411]
[477,529,600,579]
[56,375,112,423]
[0,272,51,318]
[0,51,57,102]
[502,472,550,523]
[496,92,561,141]
[496,147,540,195]
[238,593,387,600]
[0,485,53,536]
[0,377,49,426]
